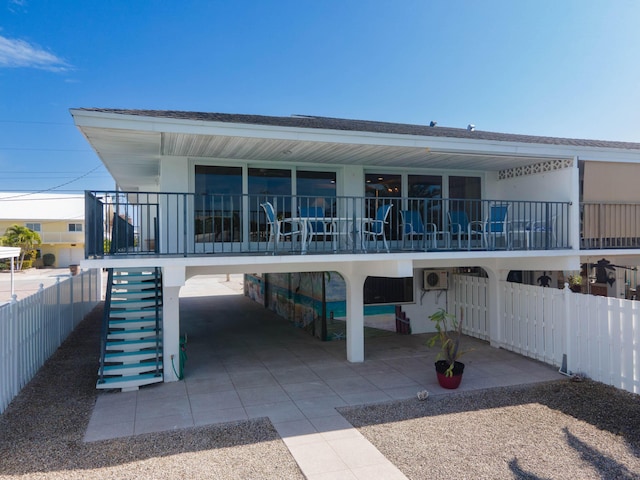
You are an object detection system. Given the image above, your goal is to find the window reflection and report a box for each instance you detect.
[297,170,337,216]
[195,166,242,242]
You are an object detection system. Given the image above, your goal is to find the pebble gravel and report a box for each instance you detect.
[339,379,640,479]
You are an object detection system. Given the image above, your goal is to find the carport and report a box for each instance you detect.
[0,247,21,299]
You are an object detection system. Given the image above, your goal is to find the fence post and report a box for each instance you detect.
[56,278,61,345]
[70,274,74,331]
[10,295,18,401]
[37,284,44,359]
[561,282,573,375]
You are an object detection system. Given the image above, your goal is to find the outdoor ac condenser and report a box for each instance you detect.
[423,269,448,290]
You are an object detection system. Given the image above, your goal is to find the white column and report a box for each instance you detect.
[162,285,181,382]
[162,266,185,382]
[343,271,366,363]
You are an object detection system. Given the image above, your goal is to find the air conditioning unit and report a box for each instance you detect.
[423,269,448,290]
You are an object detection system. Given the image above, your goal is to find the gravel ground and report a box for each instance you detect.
[3,303,640,479]
[339,381,640,479]
[0,305,304,480]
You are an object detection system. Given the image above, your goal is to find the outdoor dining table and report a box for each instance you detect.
[287,216,372,253]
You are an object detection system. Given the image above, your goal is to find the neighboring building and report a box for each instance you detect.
[70,108,640,390]
[0,193,85,268]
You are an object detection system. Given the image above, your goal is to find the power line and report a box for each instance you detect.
[0,165,105,200]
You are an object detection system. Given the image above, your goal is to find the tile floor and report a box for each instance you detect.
[85,275,563,479]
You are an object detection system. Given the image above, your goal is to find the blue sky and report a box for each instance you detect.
[1,0,639,193]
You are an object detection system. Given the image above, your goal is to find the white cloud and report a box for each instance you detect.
[0,35,71,72]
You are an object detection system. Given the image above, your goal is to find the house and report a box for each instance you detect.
[0,193,85,268]
[70,108,640,390]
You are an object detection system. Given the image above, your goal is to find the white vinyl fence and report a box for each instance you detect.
[0,269,101,413]
[452,274,640,394]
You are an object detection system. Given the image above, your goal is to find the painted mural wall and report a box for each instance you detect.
[245,271,398,340]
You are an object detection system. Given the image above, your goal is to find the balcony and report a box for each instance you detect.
[85,191,572,259]
[39,231,84,244]
[581,202,640,249]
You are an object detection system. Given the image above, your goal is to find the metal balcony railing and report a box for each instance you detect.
[85,191,572,259]
[581,202,640,249]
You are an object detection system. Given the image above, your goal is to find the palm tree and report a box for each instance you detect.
[1,224,42,270]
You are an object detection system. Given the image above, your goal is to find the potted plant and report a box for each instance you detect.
[568,273,582,293]
[427,308,470,389]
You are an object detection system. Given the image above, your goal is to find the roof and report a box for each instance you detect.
[74,108,640,151]
[0,247,21,259]
[0,193,85,221]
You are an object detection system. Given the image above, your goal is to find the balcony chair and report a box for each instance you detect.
[260,202,303,253]
[361,204,393,252]
[299,206,336,251]
[526,215,557,249]
[448,210,483,250]
[482,203,510,250]
[400,210,438,249]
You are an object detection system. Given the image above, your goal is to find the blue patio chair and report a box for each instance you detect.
[526,214,557,249]
[448,209,483,250]
[361,204,393,252]
[260,202,302,252]
[483,203,510,249]
[400,210,437,249]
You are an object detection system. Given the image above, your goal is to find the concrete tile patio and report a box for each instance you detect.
[85,275,563,479]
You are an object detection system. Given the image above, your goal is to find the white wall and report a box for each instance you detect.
[487,164,574,203]
[396,268,450,334]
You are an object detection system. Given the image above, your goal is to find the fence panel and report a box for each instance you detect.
[568,294,640,394]
[0,269,101,414]
[453,275,640,394]
[451,275,489,340]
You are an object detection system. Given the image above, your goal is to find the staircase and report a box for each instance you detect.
[97,267,164,391]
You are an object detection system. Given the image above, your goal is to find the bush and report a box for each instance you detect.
[42,253,56,267]
[21,260,33,270]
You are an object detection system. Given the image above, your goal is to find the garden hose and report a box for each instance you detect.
[171,334,188,380]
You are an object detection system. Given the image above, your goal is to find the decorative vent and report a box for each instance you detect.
[498,159,573,180]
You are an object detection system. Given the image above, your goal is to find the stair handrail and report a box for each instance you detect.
[154,267,162,377]
[98,268,115,384]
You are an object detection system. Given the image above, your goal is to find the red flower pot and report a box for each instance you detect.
[435,360,465,389]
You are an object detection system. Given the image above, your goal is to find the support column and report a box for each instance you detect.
[343,270,367,363]
[162,286,181,382]
[162,266,185,382]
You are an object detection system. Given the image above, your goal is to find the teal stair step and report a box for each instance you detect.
[105,338,162,352]
[109,309,158,320]
[112,280,156,292]
[96,372,163,390]
[108,318,157,329]
[111,300,159,310]
[111,291,161,300]
[105,350,162,363]
[100,361,162,376]
[107,327,160,341]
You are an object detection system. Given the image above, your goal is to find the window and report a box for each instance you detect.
[68,223,82,232]
[365,174,401,239]
[194,166,243,241]
[364,276,414,304]
[297,170,336,216]
[408,174,443,227]
[26,223,41,232]
[449,176,482,222]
